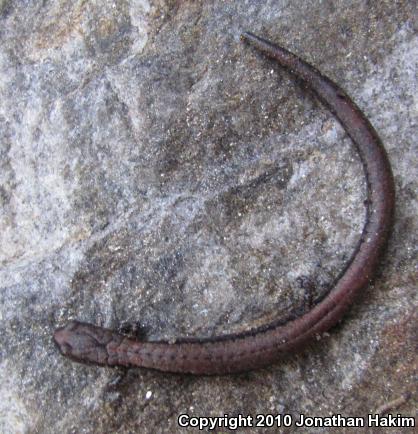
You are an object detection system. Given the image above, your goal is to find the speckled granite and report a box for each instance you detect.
[0,1,416,433]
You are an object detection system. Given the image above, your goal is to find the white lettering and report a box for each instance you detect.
[368,414,415,428]
[178,415,188,427]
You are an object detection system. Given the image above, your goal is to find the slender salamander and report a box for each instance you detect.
[53,32,395,374]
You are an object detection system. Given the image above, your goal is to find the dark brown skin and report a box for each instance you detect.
[53,32,395,374]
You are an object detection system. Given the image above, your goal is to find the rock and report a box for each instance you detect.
[0,1,416,433]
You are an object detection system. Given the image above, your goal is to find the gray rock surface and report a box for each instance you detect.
[0,1,416,433]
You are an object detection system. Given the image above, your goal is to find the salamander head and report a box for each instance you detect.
[53,320,113,366]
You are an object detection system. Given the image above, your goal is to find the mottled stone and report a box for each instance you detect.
[0,1,416,433]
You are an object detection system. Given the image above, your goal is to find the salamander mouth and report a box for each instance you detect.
[53,327,73,355]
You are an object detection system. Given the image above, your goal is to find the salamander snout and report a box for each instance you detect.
[53,320,111,365]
